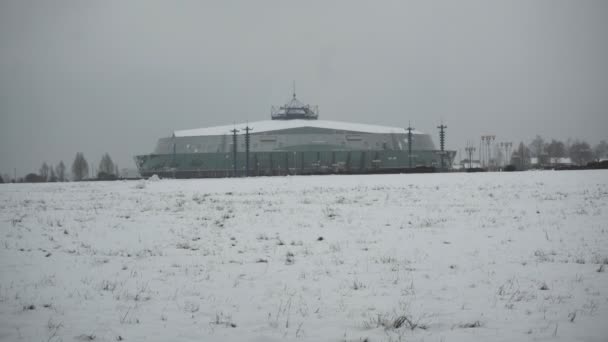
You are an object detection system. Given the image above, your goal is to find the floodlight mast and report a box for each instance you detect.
[500,142,512,166]
[481,135,495,169]
[465,142,476,170]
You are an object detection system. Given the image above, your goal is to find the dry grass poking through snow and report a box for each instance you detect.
[0,171,607,341]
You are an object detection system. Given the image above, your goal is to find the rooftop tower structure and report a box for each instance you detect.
[271,84,319,120]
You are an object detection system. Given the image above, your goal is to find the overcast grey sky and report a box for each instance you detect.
[1,0,607,178]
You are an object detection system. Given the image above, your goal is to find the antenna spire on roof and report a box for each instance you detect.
[293,81,296,99]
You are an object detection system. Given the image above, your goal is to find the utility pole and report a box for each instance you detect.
[172,142,176,165]
[465,143,476,170]
[171,137,177,178]
[481,136,486,167]
[437,123,447,170]
[242,125,253,177]
[406,123,414,169]
[230,128,239,177]
[520,144,526,170]
[479,139,483,168]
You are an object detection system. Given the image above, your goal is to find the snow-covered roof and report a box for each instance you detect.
[173,120,424,137]
[550,157,572,165]
[459,160,481,168]
[531,157,574,165]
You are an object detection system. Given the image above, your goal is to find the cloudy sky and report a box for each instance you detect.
[1,0,607,178]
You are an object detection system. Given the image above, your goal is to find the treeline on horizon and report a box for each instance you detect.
[508,136,607,168]
[0,152,121,184]
[1,136,607,184]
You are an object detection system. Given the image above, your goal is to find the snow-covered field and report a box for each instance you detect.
[1,171,607,342]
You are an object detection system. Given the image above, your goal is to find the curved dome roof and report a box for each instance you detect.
[173,119,425,137]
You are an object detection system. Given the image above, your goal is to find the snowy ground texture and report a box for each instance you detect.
[1,171,607,342]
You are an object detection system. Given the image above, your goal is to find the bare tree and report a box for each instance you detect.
[39,162,50,182]
[594,140,608,160]
[529,135,544,157]
[72,152,89,181]
[49,166,58,182]
[545,139,566,164]
[98,153,115,178]
[511,142,531,170]
[569,140,593,166]
[55,161,66,182]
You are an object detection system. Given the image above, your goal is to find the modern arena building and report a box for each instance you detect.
[135,92,455,178]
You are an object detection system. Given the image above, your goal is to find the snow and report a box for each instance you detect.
[173,119,425,137]
[1,171,607,342]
